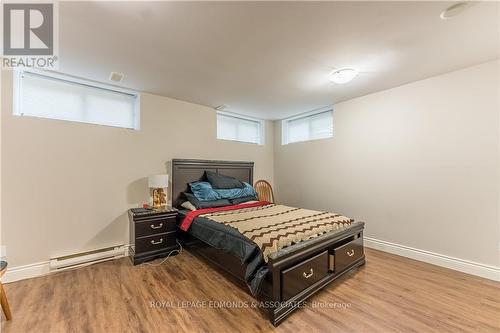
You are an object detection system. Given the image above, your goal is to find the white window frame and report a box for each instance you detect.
[281,107,333,145]
[216,111,265,145]
[13,69,141,130]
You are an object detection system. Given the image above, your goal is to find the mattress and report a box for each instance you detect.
[200,203,353,261]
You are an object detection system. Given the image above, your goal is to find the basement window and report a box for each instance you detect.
[13,70,140,130]
[282,108,333,145]
[217,111,264,145]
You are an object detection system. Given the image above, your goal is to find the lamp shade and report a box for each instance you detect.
[148,174,168,188]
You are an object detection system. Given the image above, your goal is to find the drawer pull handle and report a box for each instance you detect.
[150,223,163,229]
[303,268,314,279]
[151,238,163,245]
[347,249,355,257]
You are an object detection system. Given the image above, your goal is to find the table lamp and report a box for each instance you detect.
[148,174,168,208]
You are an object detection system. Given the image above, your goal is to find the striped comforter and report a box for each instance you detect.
[199,203,353,261]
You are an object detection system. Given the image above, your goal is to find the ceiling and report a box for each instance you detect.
[59,1,499,119]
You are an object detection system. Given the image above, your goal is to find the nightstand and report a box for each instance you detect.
[128,206,180,265]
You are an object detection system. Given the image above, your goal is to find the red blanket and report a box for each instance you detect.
[179,201,270,231]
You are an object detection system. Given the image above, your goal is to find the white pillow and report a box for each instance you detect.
[181,201,197,211]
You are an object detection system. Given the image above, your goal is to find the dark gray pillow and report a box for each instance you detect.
[184,192,231,209]
[230,195,259,205]
[205,171,244,189]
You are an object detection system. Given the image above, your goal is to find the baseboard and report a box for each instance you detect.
[364,237,500,282]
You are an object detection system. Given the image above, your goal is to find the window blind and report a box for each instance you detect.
[14,71,139,130]
[217,112,263,145]
[282,109,333,144]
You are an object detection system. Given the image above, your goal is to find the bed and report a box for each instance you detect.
[172,159,365,326]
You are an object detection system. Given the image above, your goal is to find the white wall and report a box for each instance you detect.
[0,70,274,268]
[274,60,500,267]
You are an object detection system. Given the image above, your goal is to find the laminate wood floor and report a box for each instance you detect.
[1,248,499,333]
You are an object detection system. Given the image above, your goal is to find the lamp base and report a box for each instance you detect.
[151,188,167,208]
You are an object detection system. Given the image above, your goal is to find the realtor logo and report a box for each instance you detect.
[1,2,58,68]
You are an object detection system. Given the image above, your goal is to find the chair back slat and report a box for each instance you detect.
[254,180,274,203]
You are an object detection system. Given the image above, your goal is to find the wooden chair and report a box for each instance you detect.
[0,261,12,321]
[254,180,275,203]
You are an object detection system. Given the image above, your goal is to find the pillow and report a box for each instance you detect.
[184,193,231,209]
[181,200,197,211]
[189,181,222,201]
[230,195,259,205]
[205,171,244,189]
[215,182,257,200]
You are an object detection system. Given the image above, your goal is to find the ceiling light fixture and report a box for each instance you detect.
[329,68,358,84]
[440,2,468,19]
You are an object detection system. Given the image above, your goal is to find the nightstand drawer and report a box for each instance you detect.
[135,231,177,253]
[135,217,176,238]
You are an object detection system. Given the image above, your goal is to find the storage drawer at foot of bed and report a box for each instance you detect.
[333,237,364,273]
[281,250,328,301]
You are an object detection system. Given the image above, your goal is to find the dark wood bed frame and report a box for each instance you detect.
[172,159,365,326]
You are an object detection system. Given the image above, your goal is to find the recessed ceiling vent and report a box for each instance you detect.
[109,72,124,82]
[215,104,229,111]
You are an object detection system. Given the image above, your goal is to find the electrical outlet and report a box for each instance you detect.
[0,245,6,258]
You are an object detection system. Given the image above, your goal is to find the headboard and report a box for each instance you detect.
[171,159,254,208]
